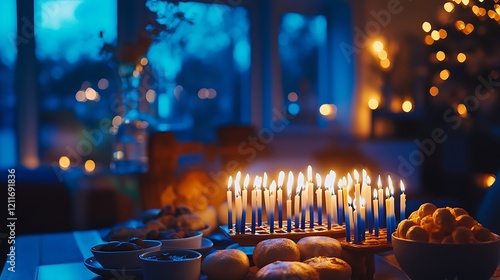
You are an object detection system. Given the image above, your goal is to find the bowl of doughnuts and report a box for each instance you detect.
[392,203,500,280]
[90,238,162,269]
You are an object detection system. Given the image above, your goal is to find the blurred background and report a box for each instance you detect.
[1,0,499,236]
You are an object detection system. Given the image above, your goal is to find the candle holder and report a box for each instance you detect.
[340,228,393,280]
[220,222,346,246]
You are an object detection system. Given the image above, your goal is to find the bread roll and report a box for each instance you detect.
[253,238,300,268]
[202,249,249,280]
[303,256,352,280]
[256,261,319,280]
[297,236,342,261]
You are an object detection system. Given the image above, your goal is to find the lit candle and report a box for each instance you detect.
[377,175,385,228]
[264,184,270,227]
[400,180,406,221]
[385,187,391,242]
[300,172,306,229]
[353,171,362,242]
[251,177,257,234]
[235,182,242,235]
[337,178,343,225]
[235,171,242,231]
[346,197,352,242]
[316,173,323,226]
[325,174,332,229]
[295,173,301,228]
[388,176,396,237]
[269,180,276,233]
[366,174,373,234]
[241,174,249,234]
[373,189,379,236]
[278,171,285,228]
[342,177,348,226]
[286,171,294,232]
[307,165,314,228]
[227,176,233,230]
[331,180,338,226]
[257,176,262,226]
[360,197,366,241]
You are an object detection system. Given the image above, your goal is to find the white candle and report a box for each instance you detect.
[251,177,256,233]
[389,177,395,234]
[385,187,391,241]
[366,175,373,233]
[299,172,306,229]
[264,186,270,224]
[377,175,384,228]
[373,189,379,236]
[360,197,366,241]
[269,180,276,232]
[278,171,285,228]
[287,171,294,232]
[316,173,323,225]
[227,176,233,229]
[400,180,406,221]
[241,174,249,233]
[342,177,348,225]
[307,165,314,227]
[332,186,338,225]
[325,174,332,229]
[337,178,343,225]
[353,170,361,214]
[257,176,263,226]
[235,183,242,234]
[295,175,301,228]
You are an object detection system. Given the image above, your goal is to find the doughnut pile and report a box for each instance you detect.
[396,202,498,243]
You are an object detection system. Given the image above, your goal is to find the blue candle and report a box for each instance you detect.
[241,209,246,234]
[270,212,274,233]
[345,202,351,242]
[301,208,306,230]
[227,176,233,230]
[251,207,256,234]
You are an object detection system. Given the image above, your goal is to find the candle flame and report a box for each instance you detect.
[244,174,250,190]
[235,183,241,196]
[378,175,382,189]
[256,176,262,190]
[337,178,342,190]
[316,173,322,189]
[366,175,371,185]
[298,172,304,190]
[388,175,394,195]
[278,171,285,188]
[227,176,233,191]
[330,170,336,188]
[307,165,312,182]
[400,180,405,193]
[287,171,294,197]
[385,187,389,197]
[353,169,359,183]
[270,180,277,194]
[235,171,241,188]
[362,169,367,181]
[342,176,347,189]
[347,173,353,187]
[348,196,352,205]
[263,172,268,189]
[373,189,378,199]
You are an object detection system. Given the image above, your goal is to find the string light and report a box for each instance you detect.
[440,69,450,80]
[436,51,446,61]
[457,53,467,63]
[429,86,439,96]
[422,22,432,32]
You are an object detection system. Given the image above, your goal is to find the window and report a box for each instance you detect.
[279,13,327,126]
[0,0,17,168]
[146,1,250,142]
[34,0,117,165]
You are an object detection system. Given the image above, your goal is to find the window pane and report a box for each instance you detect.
[0,0,17,168]
[34,0,117,166]
[146,1,250,142]
[279,13,326,126]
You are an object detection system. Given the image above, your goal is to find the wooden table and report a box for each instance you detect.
[1,230,499,280]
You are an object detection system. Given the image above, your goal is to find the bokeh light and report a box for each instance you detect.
[422,22,432,32]
[457,103,467,116]
[372,41,384,53]
[59,156,70,170]
[457,53,467,63]
[84,160,96,173]
[440,69,450,80]
[444,2,455,12]
[436,51,446,61]
[380,59,391,69]
[368,98,379,110]
[402,101,413,112]
[288,92,298,102]
[429,86,439,96]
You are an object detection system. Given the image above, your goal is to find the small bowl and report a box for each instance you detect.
[140,249,202,280]
[91,240,162,269]
[160,231,203,250]
[392,232,500,280]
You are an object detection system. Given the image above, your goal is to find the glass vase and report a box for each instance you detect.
[110,63,156,174]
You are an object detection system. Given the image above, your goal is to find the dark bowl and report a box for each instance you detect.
[392,233,500,280]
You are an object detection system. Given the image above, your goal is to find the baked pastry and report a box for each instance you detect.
[253,238,300,268]
[303,256,352,280]
[202,249,249,280]
[297,236,342,261]
[256,261,319,280]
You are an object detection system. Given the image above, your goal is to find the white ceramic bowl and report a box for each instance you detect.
[91,240,162,269]
[392,232,500,280]
[140,249,202,280]
[160,231,203,250]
